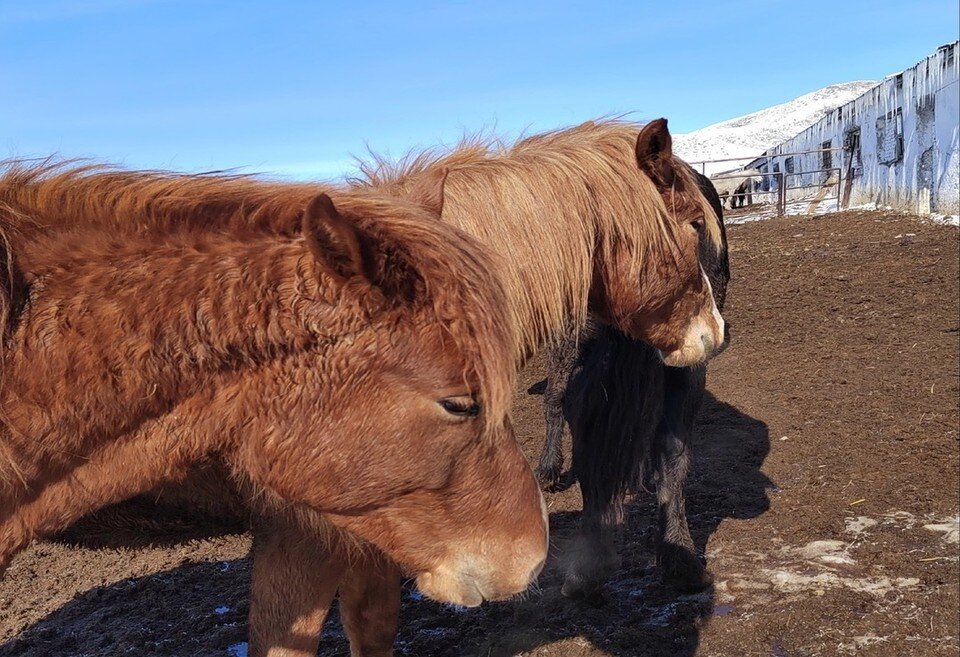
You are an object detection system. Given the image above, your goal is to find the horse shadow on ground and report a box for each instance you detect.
[0,393,771,657]
[0,558,253,657]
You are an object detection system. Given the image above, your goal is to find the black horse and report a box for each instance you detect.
[535,168,730,598]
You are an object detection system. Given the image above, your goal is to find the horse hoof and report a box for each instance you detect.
[561,574,605,606]
[665,565,714,593]
[659,547,714,592]
[556,470,578,491]
[561,537,619,604]
[535,464,562,491]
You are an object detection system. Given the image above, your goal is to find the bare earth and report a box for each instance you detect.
[1,210,957,657]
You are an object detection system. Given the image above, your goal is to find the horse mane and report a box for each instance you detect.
[355,119,723,357]
[0,161,516,447]
[0,158,323,240]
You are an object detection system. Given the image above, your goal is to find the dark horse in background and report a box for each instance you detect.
[535,168,730,599]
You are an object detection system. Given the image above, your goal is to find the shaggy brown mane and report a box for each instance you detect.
[355,119,723,358]
[0,159,320,239]
[0,162,517,445]
[0,118,723,382]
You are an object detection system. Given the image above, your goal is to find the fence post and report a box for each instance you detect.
[777,171,786,216]
[836,168,843,210]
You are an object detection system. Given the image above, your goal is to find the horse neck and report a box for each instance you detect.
[440,166,599,361]
[1,231,376,490]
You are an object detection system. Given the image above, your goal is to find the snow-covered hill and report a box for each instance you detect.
[675,81,878,175]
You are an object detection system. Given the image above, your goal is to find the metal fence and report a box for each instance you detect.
[689,150,845,219]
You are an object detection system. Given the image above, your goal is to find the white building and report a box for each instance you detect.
[751,42,959,215]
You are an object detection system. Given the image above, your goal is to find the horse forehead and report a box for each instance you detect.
[386,319,475,373]
[662,184,701,218]
[309,325,472,392]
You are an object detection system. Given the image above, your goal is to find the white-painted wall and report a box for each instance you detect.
[754,43,959,215]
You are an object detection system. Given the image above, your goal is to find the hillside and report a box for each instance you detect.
[675,81,878,174]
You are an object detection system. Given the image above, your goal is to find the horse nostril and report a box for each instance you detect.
[700,333,715,354]
[723,322,732,344]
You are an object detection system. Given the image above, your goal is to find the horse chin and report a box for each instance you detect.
[658,321,722,367]
[658,344,708,368]
[415,549,544,607]
[661,285,726,367]
[415,566,485,607]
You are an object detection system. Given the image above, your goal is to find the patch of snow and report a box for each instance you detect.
[923,517,960,544]
[931,213,960,227]
[417,627,457,640]
[646,602,680,627]
[760,569,919,596]
[789,540,856,566]
[722,532,924,603]
[724,197,841,225]
[727,577,772,591]
[853,634,890,648]
[608,575,656,599]
[227,643,248,657]
[675,81,878,175]
[845,516,878,536]
[883,510,918,529]
[840,634,891,653]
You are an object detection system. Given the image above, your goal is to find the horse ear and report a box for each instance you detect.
[405,166,447,217]
[302,193,373,285]
[635,118,675,187]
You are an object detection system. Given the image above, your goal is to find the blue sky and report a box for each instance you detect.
[3,0,958,179]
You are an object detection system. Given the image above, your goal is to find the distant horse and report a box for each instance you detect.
[712,167,761,209]
[732,177,753,208]
[536,169,730,599]
[0,167,549,646]
[11,118,728,656]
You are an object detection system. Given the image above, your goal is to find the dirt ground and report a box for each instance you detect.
[0,210,957,657]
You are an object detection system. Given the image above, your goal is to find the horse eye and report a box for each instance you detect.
[439,398,480,417]
[691,218,705,233]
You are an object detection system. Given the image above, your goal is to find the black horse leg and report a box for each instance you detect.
[655,365,713,591]
[654,429,713,591]
[561,330,661,600]
[561,494,621,603]
[536,328,580,489]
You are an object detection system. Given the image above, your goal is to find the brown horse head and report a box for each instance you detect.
[355,122,725,368]
[217,192,548,606]
[589,118,725,367]
[0,169,547,607]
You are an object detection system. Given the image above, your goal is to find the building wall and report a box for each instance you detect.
[756,43,959,215]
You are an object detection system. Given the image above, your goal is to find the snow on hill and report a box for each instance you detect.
[675,81,878,175]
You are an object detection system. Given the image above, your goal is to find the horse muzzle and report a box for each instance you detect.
[659,276,726,367]
[414,491,548,606]
[415,552,547,607]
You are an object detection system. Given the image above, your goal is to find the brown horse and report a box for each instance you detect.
[361,118,725,366]
[3,120,725,367]
[538,168,731,601]
[0,175,549,624]
[2,117,726,656]
[317,117,729,655]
